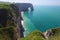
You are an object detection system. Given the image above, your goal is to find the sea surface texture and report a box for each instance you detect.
[23,5,60,36]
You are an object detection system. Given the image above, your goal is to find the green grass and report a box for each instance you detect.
[20,30,46,40]
[48,28,60,40]
[20,28,60,40]
[0,2,60,40]
[0,27,14,40]
[0,3,18,40]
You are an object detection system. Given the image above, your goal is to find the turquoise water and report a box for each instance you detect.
[24,5,60,35]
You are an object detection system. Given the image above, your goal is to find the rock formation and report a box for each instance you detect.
[0,4,19,40]
[15,3,34,12]
[10,3,34,38]
[0,9,8,27]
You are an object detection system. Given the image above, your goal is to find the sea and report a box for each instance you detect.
[23,5,60,36]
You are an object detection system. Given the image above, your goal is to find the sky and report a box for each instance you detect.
[0,0,60,5]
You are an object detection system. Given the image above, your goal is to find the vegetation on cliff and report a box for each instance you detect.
[20,28,60,40]
[48,28,60,40]
[20,30,46,40]
[0,2,60,40]
[0,3,18,40]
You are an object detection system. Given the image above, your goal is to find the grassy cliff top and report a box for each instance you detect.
[20,28,60,40]
[48,28,60,40]
[0,3,17,40]
[20,30,46,40]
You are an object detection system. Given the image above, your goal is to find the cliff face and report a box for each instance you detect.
[15,3,34,37]
[20,28,60,40]
[10,3,34,38]
[48,28,60,40]
[10,4,24,38]
[0,4,19,40]
[15,3,34,12]
[0,9,8,27]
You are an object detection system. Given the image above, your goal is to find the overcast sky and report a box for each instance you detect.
[0,0,60,5]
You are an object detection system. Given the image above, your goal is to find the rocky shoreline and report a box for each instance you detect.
[19,27,60,40]
[43,27,60,40]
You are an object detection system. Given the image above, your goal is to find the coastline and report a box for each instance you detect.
[43,27,60,40]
